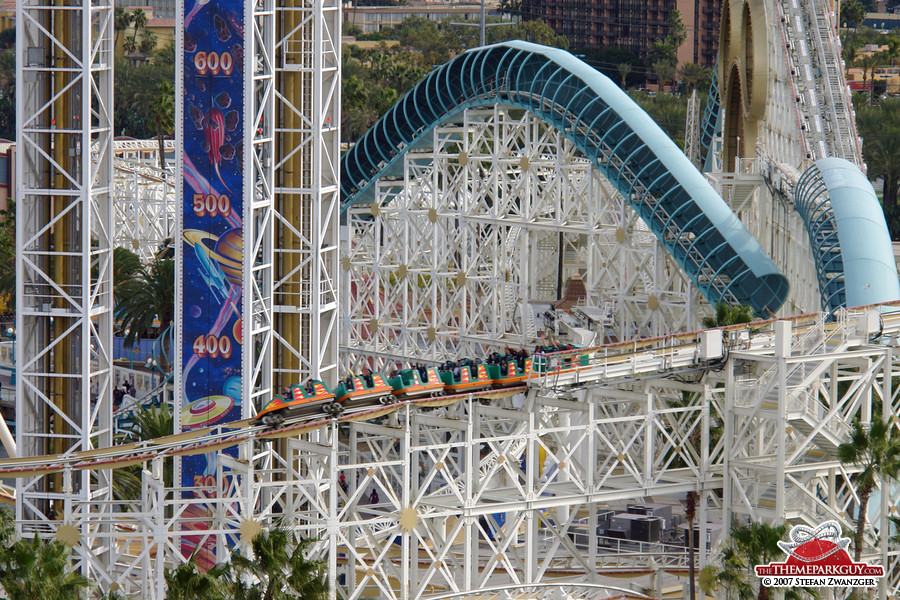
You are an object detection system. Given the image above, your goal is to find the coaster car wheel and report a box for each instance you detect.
[261,414,284,428]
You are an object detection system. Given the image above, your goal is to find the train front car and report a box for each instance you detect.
[333,374,394,414]
[253,380,336,427]
[388,367,445,399]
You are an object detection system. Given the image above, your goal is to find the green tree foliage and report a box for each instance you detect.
[842,33,862,65]
[652,60,676,93]
[647,10,686,91]
[0,27,14,50]
[0,203,14,313]
[628,90,688,149]
[701,302,755,328]
[117,8,156,57]
[678,62,713,93]
[509,19,569,50]
[498,0,521,17]
[139,30,158,54]
[164,559,229,600]
[113,403,174,503]
[708,522,820,600]
[0,30,15,140]
[841,26,890,51]
[616,63,632,89]
[163,524,328,600]
[114,7,133,46]
[581,46,643,87]
[0,514,92,600]
[856,97,900,236]
[149,80,175,169]
[837,415,900,561]
[114,44,174,138]
[666,9,687,50]
[113,246,143,303]
[854,52,885,103]
[341,17,567,141]
[343,22,363,38]
[841,0,867,28]
[228,527,328,600]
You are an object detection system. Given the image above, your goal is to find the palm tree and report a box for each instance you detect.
[138,30,157,54]
[115,257,174,372]
[164,558,229,600]
[0,203,15,310]
[854,53,884,104]
[837,415,900,561]
[678,62,712,93]
[113,246,142,300]
[114,7,133,48]
[123,35,137,55]
[842,38,861,67]
[113,403,174,504]
[652,60,676,94]
[731,523,783,600]
[131,8,147,39]
[616,62,632,89]
[229,524,328,600]
[685,491,697,600]
[148,80,174,170]
[697,564,721,598]
[856,98,900,228]
[840,0,866,28]
[0,536,92,600]
[712,522,819,600]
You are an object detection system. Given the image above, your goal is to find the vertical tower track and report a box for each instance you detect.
[273,0,340,389]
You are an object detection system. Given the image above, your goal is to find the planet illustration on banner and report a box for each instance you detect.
[184,228,243,302]
[190,305,202,319]
[182,395,235,428]
[233,317,242,344]
[214,228,243,286]
[223,376,242,403]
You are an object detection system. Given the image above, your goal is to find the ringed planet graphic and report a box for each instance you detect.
[184,228,244,300]
[182,395,235,428]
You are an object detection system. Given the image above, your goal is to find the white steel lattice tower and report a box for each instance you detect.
[273,0,341,388]
[243,0,276,418]
[15,0,115,560]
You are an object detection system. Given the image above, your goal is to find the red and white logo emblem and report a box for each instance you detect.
[755,520,883,588]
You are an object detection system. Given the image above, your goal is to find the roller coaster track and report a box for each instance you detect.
[774,0,863,165]
[341,41,789,317]
[0,303,894,481]
[699,62,720,172]
[788,158,899,314]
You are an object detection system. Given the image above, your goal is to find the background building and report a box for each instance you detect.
[345,1,500,34]
[517,0,721,67]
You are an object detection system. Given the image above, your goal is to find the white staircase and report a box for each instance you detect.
[732,320,856,526]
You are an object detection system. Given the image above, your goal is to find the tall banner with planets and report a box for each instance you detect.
[178,0,245,568]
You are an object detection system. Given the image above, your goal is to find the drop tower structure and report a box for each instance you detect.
[15,0,116,559]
